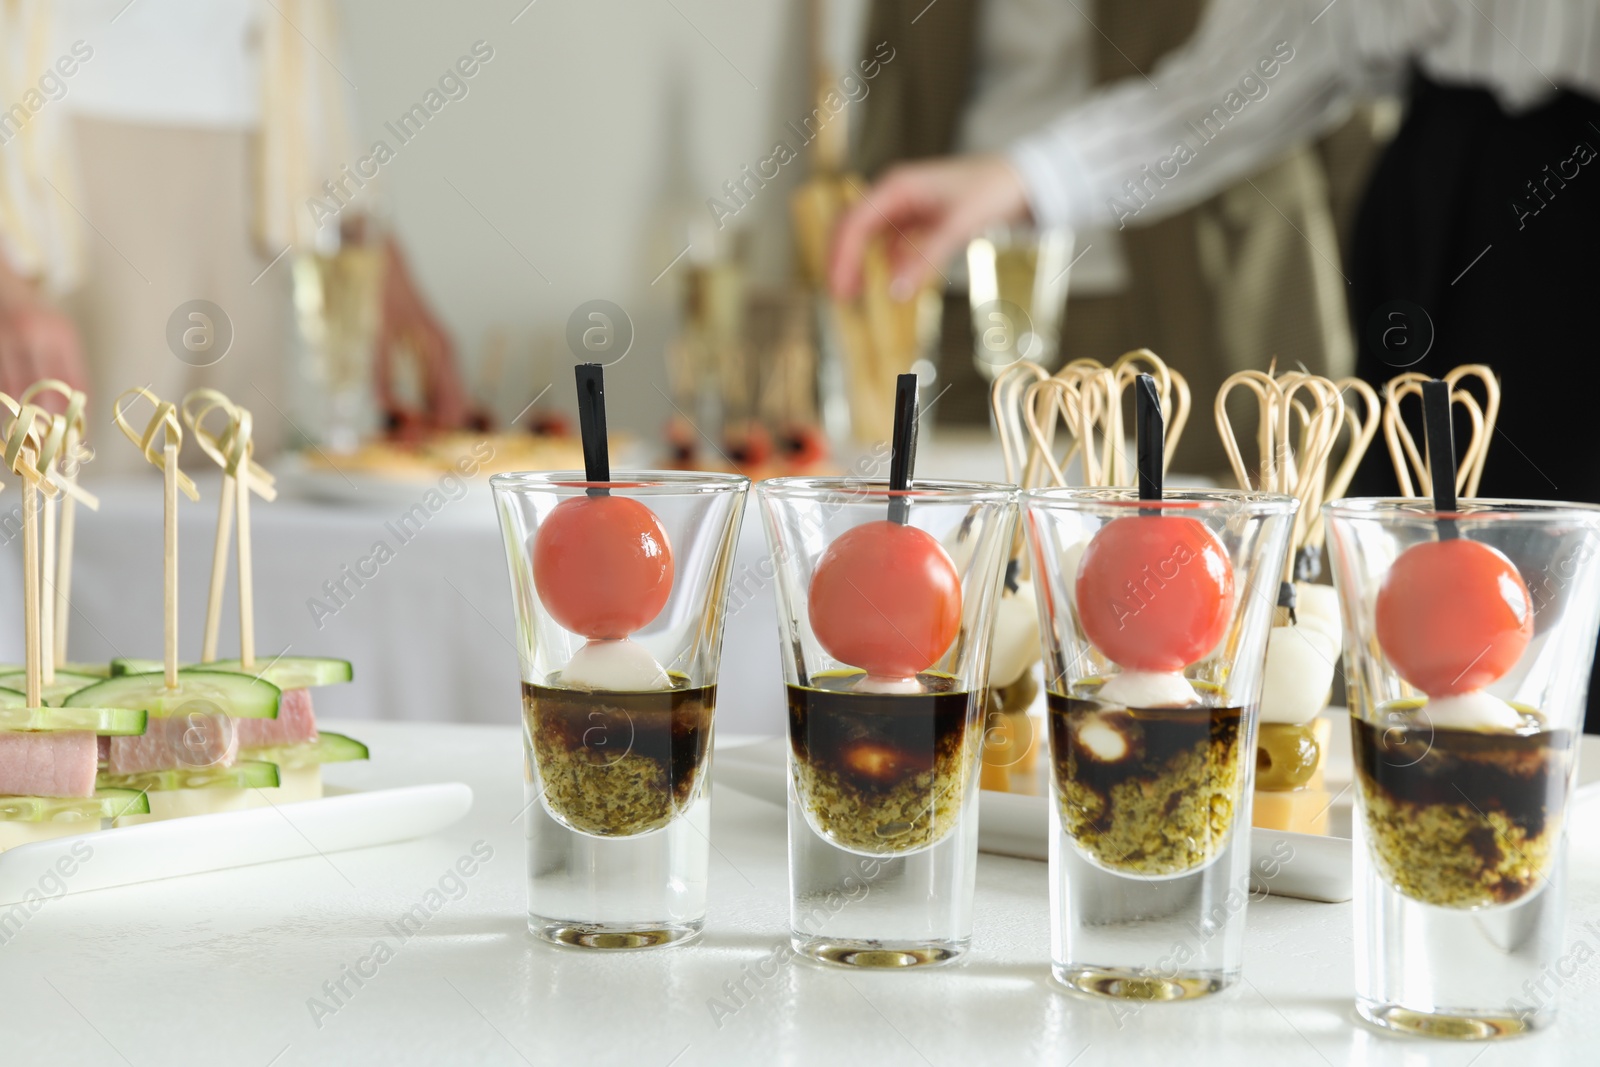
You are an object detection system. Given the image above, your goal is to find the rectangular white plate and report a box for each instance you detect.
[0,782,473,906]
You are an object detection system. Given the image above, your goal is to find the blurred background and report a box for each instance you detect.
[3,0,1596,732]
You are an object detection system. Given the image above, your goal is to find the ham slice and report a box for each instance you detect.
[106,714,239,776]
[0,731,98,797]
[234,688,318,748]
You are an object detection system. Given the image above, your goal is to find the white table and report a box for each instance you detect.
[3,720,1596,1066]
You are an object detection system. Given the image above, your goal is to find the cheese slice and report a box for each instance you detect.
[1252,787,1331,835]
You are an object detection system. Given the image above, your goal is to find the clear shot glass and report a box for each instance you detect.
[757,477,1017,967]
[1024,488,1296,1000]
[1324,498,1600,1038]
[493,471,749,949]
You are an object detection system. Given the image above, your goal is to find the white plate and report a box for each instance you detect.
[0,782,473,906]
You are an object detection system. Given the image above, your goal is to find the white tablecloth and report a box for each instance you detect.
[2,720,1596,1066]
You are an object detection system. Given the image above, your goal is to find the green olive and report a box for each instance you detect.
[1256,724,1321,790]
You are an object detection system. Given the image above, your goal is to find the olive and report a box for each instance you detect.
[1256,723,1321,790]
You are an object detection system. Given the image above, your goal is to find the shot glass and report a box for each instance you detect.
[492,471,749,949]
[758,477,1017,967]
[1324,498,1600,1037]
[1024,488,1296,999]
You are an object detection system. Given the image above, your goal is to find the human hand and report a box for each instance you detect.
[828,155,1032,301]
[374,236,470,433]
[0,285,87,404]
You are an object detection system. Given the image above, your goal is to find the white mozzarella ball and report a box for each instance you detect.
[561,639,670,692]
[1097,670,1197,708]
[988,578,1041,688]
[852,675,927,695]
[1419,691,1525,732]
[1258,623,1339,725]
[1059,540,1089,611]
[1293,582,1343,651]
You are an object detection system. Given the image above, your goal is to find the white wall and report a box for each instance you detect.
[338,0,867,434]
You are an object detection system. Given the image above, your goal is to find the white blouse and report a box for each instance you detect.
[1010,0,1600,232]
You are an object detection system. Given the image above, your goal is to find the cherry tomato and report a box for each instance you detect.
[808,520,963,680]
[1375,538,1531,696]
[1075,515,1234,672]
[532,495,673,639]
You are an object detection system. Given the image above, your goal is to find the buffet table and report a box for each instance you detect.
[0,432,1018,737]
[4,720,1597,1067]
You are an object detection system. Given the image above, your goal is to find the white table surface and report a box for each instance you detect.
[4,719,1597,1067]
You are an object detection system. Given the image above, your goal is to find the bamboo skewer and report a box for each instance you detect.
[200,473,234,663]
[40,491,54,686]
[182,389,276,671]
[1015,349,1190,490]
[0,399,48,707]
[1216,368,1377,610]
[163,443,178,688]
[17,381,93,672]
[1382,366,1500,499]
[114,388,200,692]
[22,454,40,708]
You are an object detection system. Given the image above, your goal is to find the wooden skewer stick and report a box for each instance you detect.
[200,472,235,663]
[40,490,55,686]
[22,450,41,708]
[113,388,199,691]
[163,442,179,689]
[235,438,254,671]
[183,391,274,669]
[54,424,80,666]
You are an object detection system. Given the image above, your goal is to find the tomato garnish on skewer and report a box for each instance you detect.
[808,520,962,682]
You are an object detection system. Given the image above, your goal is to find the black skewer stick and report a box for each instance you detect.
[1135,374,1163,513]
[1422,378,1458,539]
[575,363,610,496]
[887,373,919,525]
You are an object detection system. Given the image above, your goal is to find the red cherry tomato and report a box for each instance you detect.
[808,520,963,680]
[532,495,674,639]
[1375,538,1531,696]
[1075,515,1235,673]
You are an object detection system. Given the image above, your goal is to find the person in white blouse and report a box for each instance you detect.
[832,0,1600,727]
[833,0,1597,297]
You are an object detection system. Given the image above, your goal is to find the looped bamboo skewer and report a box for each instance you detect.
[113,388,201,502]
[990,361,1050,488]
[1016,350,1190,490]
[1382,366,1501,498]
[114,387,196,689]
[183,389,276,669]
[1216,368,1367,596]
[18,381,99,680]
[1302,377,1381,552]
[0,398,54,708]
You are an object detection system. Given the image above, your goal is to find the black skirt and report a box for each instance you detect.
[1349,73,1600,731]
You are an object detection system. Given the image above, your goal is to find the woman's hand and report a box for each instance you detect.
[0,265,87,401]
[374,236,470,434]
[827,154,1033,300]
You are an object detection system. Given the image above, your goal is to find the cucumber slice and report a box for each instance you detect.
[0,788,150,822]
[0,662,108,678]
[0,671,103,707]
[109,658,164,677]
[245,731,369,769]
[205,657,353,689]
[63,670,280,718]
[0,703,148,735]
[98,759,280,793]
